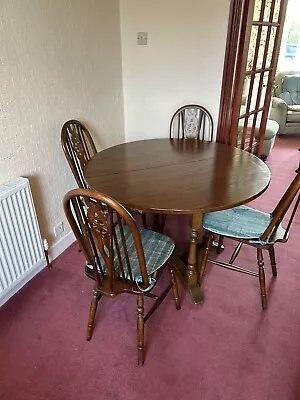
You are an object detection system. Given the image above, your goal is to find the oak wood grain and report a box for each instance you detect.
[84,139,270,214]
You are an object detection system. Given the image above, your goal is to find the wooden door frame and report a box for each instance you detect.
[217,0,254,145]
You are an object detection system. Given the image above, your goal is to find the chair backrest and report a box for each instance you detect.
[274,70,300,98]
[64,188,149,294]
[61,120,97,189]
[169,104,214,141]
[260,172,300,242]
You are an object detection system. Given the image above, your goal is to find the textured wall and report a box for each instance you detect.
[0,0,124,246]
[120,0,230,141]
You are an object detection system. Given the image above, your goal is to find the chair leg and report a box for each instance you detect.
[169,264,181,310]
[257,248,267,310]
[268,247,277,277]
[141,213,147,229]
[198,232,214,288]
[217,235,224,254]
[229,242,243,264]
[137,294,145,366]
[87,288,102,341]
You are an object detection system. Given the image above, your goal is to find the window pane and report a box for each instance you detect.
[257,26,269,69]
[277,0,300,70]
[264,0,281,22]
[266,27,277,68]
[273,0,281,22]
[263,0,278,22]
[253,0,264,21]
[247,26,259,71]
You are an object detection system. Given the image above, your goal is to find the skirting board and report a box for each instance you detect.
[0,231,76,307]
[48,230,76,263]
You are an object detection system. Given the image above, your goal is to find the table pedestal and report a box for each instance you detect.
[173,213,204,304]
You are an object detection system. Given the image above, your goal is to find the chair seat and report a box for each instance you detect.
[287,110,300,123]
[238,117,279,140]
[203,205,272,240]
[287,105,300,112]
[87,226,175,283]
[263,120,279,140]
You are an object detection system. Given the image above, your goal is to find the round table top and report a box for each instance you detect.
[84,139,270,214]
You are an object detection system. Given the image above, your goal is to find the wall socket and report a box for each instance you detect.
[54,221,64,237]
[137,32,148,45]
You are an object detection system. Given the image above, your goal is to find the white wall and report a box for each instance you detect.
[0,0,124,254]
[0,0,230,259]
[120,0,230,141]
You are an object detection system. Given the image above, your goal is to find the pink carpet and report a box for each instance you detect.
[0,135,300,400]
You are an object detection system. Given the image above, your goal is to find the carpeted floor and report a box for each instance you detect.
[0,135,300,400]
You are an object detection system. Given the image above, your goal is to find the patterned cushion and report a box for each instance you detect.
[203,205,272,240]
[87,226,175,283]
[279,75,300,105]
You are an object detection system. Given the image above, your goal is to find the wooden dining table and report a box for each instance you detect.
[83,139,271,304]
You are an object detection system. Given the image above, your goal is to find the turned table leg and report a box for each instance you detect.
[186,213,204,304]
[172,213,204,304]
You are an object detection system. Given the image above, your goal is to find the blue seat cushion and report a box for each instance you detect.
[87,226,175,283]
[203,205,272,240]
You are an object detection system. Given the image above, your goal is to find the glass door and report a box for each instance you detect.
[217,0,288,157]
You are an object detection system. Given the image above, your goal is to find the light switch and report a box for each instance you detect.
[137,32,148,45]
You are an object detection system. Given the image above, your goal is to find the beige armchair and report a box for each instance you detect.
[239,105,279,159]
[270,71,300,135]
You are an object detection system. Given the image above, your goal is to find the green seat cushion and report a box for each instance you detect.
[87,226,175,283]
[203,205,272,240]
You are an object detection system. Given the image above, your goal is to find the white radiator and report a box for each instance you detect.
[0,177,46,306]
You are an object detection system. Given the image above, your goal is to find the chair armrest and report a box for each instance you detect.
[271,97,288,110]
[270,97,288,134]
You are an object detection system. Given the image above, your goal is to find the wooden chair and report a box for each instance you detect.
[198,172,300,310]
[64,188,181,365]
[170,104,214,141]
[169,105,224,249]
[61,120,97,189]
[61,119,147,228]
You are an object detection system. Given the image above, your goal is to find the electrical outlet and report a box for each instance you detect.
[54,222,64,237]
[137,32,148,45]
